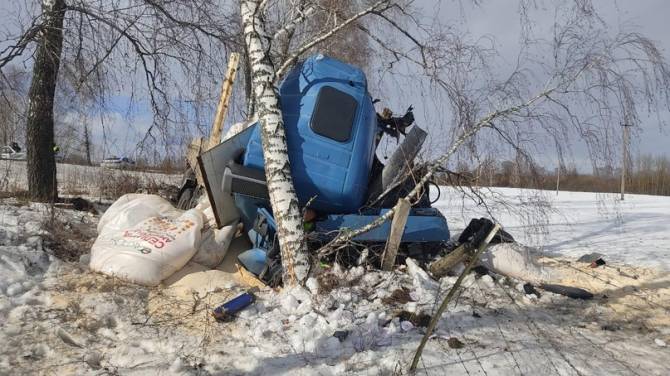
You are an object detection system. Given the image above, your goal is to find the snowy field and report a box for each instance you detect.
[435,187,670,271]
[0,160,180,200]
[0,187,669,375]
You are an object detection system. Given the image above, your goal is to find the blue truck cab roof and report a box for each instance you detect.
[243,54,378,213]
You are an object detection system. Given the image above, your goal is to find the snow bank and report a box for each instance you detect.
[481,242,554,283]
[0,203,66,304]
[0,203,96,371]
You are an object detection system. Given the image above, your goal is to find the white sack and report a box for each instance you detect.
[97,194,182,235]
[193,194,217,228]
[190,221,238,268]
[90,194,204,286]
[189,195,236,268]
[480,242,553,284]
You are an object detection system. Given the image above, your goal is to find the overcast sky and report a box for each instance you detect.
[429,0,670,165]
[1,0,668,166]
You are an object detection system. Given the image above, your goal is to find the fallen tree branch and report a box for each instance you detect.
[409,223,501,372]
[428,243,469,278]
[317,87,557,258]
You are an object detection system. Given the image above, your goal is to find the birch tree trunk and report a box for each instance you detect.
[241,0,309,286]
[26,0,66,202]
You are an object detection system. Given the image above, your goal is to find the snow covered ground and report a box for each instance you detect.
[1,188,669,375]
[435,187,670,271]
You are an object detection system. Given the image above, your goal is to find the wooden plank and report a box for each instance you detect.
[381,198,411,271]
[429,243,469,278]
[236,263,269,289]
[183,52,240,188]
[207,52,240,150]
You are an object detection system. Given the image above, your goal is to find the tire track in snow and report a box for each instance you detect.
[472,280,524,375]
[492,277,650,376]
[492,279,581,375]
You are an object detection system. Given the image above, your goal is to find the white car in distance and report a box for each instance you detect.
[101,156,136,170]
[0,144,26,160]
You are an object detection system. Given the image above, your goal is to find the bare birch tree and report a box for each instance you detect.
[0,0,239,199]
[241,0,309,286]
[238,0,430,285]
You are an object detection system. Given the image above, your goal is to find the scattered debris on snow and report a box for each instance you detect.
[2,189,670,375]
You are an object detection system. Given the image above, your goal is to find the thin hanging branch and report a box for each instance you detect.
[318,83,564,257]
[274,0,391,80]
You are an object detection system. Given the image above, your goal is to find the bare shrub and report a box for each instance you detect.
[60,165,89,196]
[97,171,142,200]
[42,210,97,262]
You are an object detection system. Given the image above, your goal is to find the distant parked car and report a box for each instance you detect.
[101,156,136,170]
[0,143,26,160]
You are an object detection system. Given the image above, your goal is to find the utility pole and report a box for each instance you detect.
[621,123,632,200]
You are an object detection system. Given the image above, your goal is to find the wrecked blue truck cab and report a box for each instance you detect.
[198,54,450,284]
[243,55,378,213]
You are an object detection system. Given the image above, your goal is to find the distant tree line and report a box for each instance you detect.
[438,154,670,196]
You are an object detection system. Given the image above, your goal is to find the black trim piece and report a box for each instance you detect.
[197,154,223,227]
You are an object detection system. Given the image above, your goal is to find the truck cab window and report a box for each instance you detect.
[310,86,358,142]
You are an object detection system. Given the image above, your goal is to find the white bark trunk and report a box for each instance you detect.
[241,0,309,286]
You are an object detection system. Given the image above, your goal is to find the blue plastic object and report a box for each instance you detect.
[237,208,277,276]
[247,207,277,248]
[243,55,378,213]
[212,292,256,322]
[233,194,267,232]
[315,208,451,243]
[237,248,268,276]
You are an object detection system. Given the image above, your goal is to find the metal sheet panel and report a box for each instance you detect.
[198,124,256,227]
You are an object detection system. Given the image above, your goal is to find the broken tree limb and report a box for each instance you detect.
[409,223,501,372]
[208,52,240,150]
[183,53,239,188]
[428,243,469,278]
[317,87,560,259]
[381,198,410,271]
